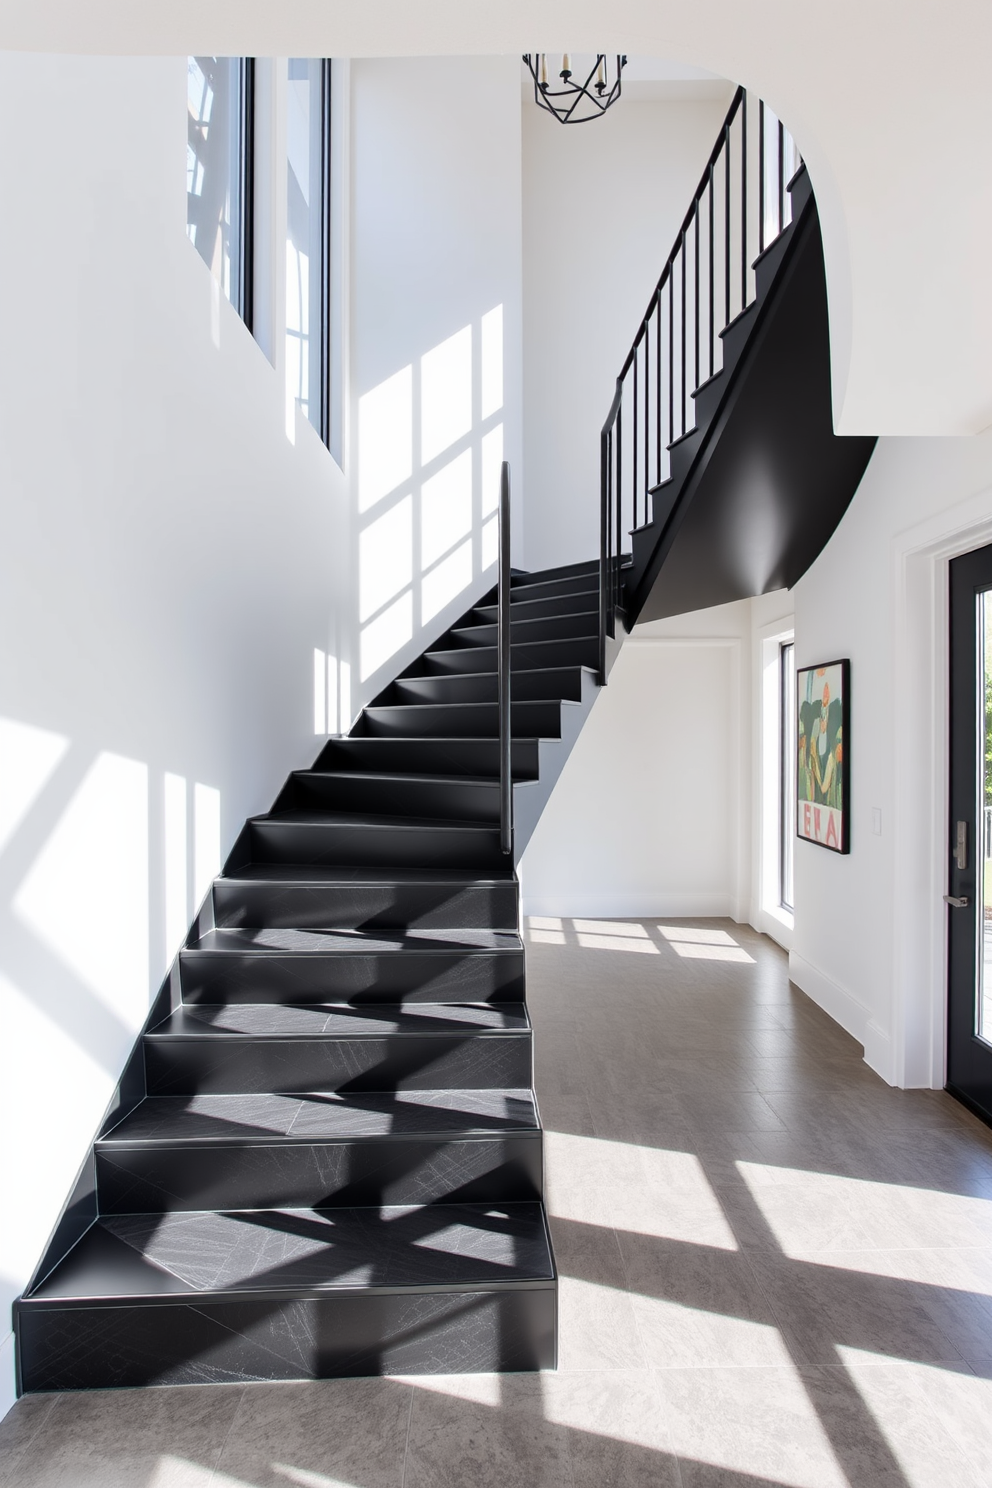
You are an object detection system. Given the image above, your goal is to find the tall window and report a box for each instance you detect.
[187,57,254,324]
[780,640,796,911]
[286,59,331,444]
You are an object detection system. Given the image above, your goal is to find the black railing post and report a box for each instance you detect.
[498,462,512,855]
[759,98,765,255]
[741,90,747,312]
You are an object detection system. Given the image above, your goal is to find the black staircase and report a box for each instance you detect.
[14,547,611,1390]
[16,86,875,1395]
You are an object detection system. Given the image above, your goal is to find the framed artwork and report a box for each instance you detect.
[797,658,849,854]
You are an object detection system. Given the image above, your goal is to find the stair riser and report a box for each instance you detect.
[423,639,598,674]
[283,774,501,823]
[213,879,519,932]
[361,703,562,739]
[509,573,599,602]
[179,948,525,1004]
[144,1033,532,1095]
[16,1286,556,1391]
[94,1134,543,1213]
[474,589,599,622]
[392,671,583,705]
[453,614,597,646]
[313,737,541,778]
[249,819,511,870]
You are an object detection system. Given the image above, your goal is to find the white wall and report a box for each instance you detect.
[350,56,523,687]
[790,430,992,1089]
[521,88,733,571]
[520,600,754,919]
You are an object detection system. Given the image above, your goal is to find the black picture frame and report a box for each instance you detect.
[796,658,850,854]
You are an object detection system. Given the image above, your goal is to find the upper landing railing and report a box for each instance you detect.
[599,88,801,678]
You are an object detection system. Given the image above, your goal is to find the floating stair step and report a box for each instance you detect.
[282,771,503,824]
[248,810,513,870]
[473,587,599,622]
[513,558,598,585]
[213,865,519,932]
[93,1088,542,1213]
[312,737,541,780]
[392,669,584,706]
[144,1001,532,1095]
[16,1201,556,1389]
[421,639,599,675]
[179,925,524,1005]
[452,611,598,646]
[360,701,563,740]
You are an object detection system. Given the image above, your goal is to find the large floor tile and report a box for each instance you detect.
[6,1386,244,1488]
[214,1377,411,1488]
[404,1375,571,1488]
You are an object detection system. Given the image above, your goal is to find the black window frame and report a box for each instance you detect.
[186,55,256,331]
[286,57,333,448]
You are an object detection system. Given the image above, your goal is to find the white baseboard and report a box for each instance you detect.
[863,1020,895,1085]
[0,1331,16,1424]
[520,893,735,920]
[788,951,892,1082]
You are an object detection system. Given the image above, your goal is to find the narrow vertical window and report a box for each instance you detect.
[187,57,254,325]
[780,640,796,911]
[286,59,331,444]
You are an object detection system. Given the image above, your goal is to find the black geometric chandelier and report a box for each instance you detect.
[523,54,627,124]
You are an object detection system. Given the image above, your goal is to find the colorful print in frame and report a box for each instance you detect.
[797,659,849,854]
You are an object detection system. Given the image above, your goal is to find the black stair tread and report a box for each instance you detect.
[189,926,522,954]
[222,864,515,885]
[25,1201,554,1303]
[411,665,592,685]
[293,770,503,788]
[149,1003,529,1038]
[100,1088,539,1144]
[453,608,598,630]
[254,809,504,833]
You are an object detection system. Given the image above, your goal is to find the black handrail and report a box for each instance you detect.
[498,461,513,855]
[599,88,800,679]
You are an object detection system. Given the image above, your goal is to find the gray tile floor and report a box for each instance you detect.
[4,917,992,1487]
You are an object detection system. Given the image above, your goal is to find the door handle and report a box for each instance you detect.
[944,894,970,908]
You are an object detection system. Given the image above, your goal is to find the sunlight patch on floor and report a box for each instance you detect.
[546,1131,738,1248]
[736,1160,992,1257]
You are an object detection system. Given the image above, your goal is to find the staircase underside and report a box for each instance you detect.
[628,171,877,625]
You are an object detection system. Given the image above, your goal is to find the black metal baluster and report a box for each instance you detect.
[708,166,714,379]
[741,90,747,309]
[724,124,731,327]
[616,401,623,569]
[497,462,512,855]
[778,117,784,235]
[759,99,765,255]
[693,207,700,406]
[644,328,649,519]
[672,273,678,455]
[632,350,638,526]
[680,233,686,436]
[655,290,661,486]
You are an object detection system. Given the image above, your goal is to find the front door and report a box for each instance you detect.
[947,544,992,1123]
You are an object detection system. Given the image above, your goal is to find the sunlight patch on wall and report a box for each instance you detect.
[0,970,106,1286]
[481,424,503,516]
[0,716,69,853]
[13,752,149,1027]
[315,650,345,735]
[422,450,472,568]
[422,539,473,623]
[481,305,503,418]
[360,496,413,624]
[545,1131,738,1249]
[421,326,471,463]
[358,365,412,513]
[164,772,188,960]
[193,783,221,908]
[361,592,413,681]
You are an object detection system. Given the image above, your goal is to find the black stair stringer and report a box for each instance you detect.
[624,165,877,626]
[14,563,621,1393]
